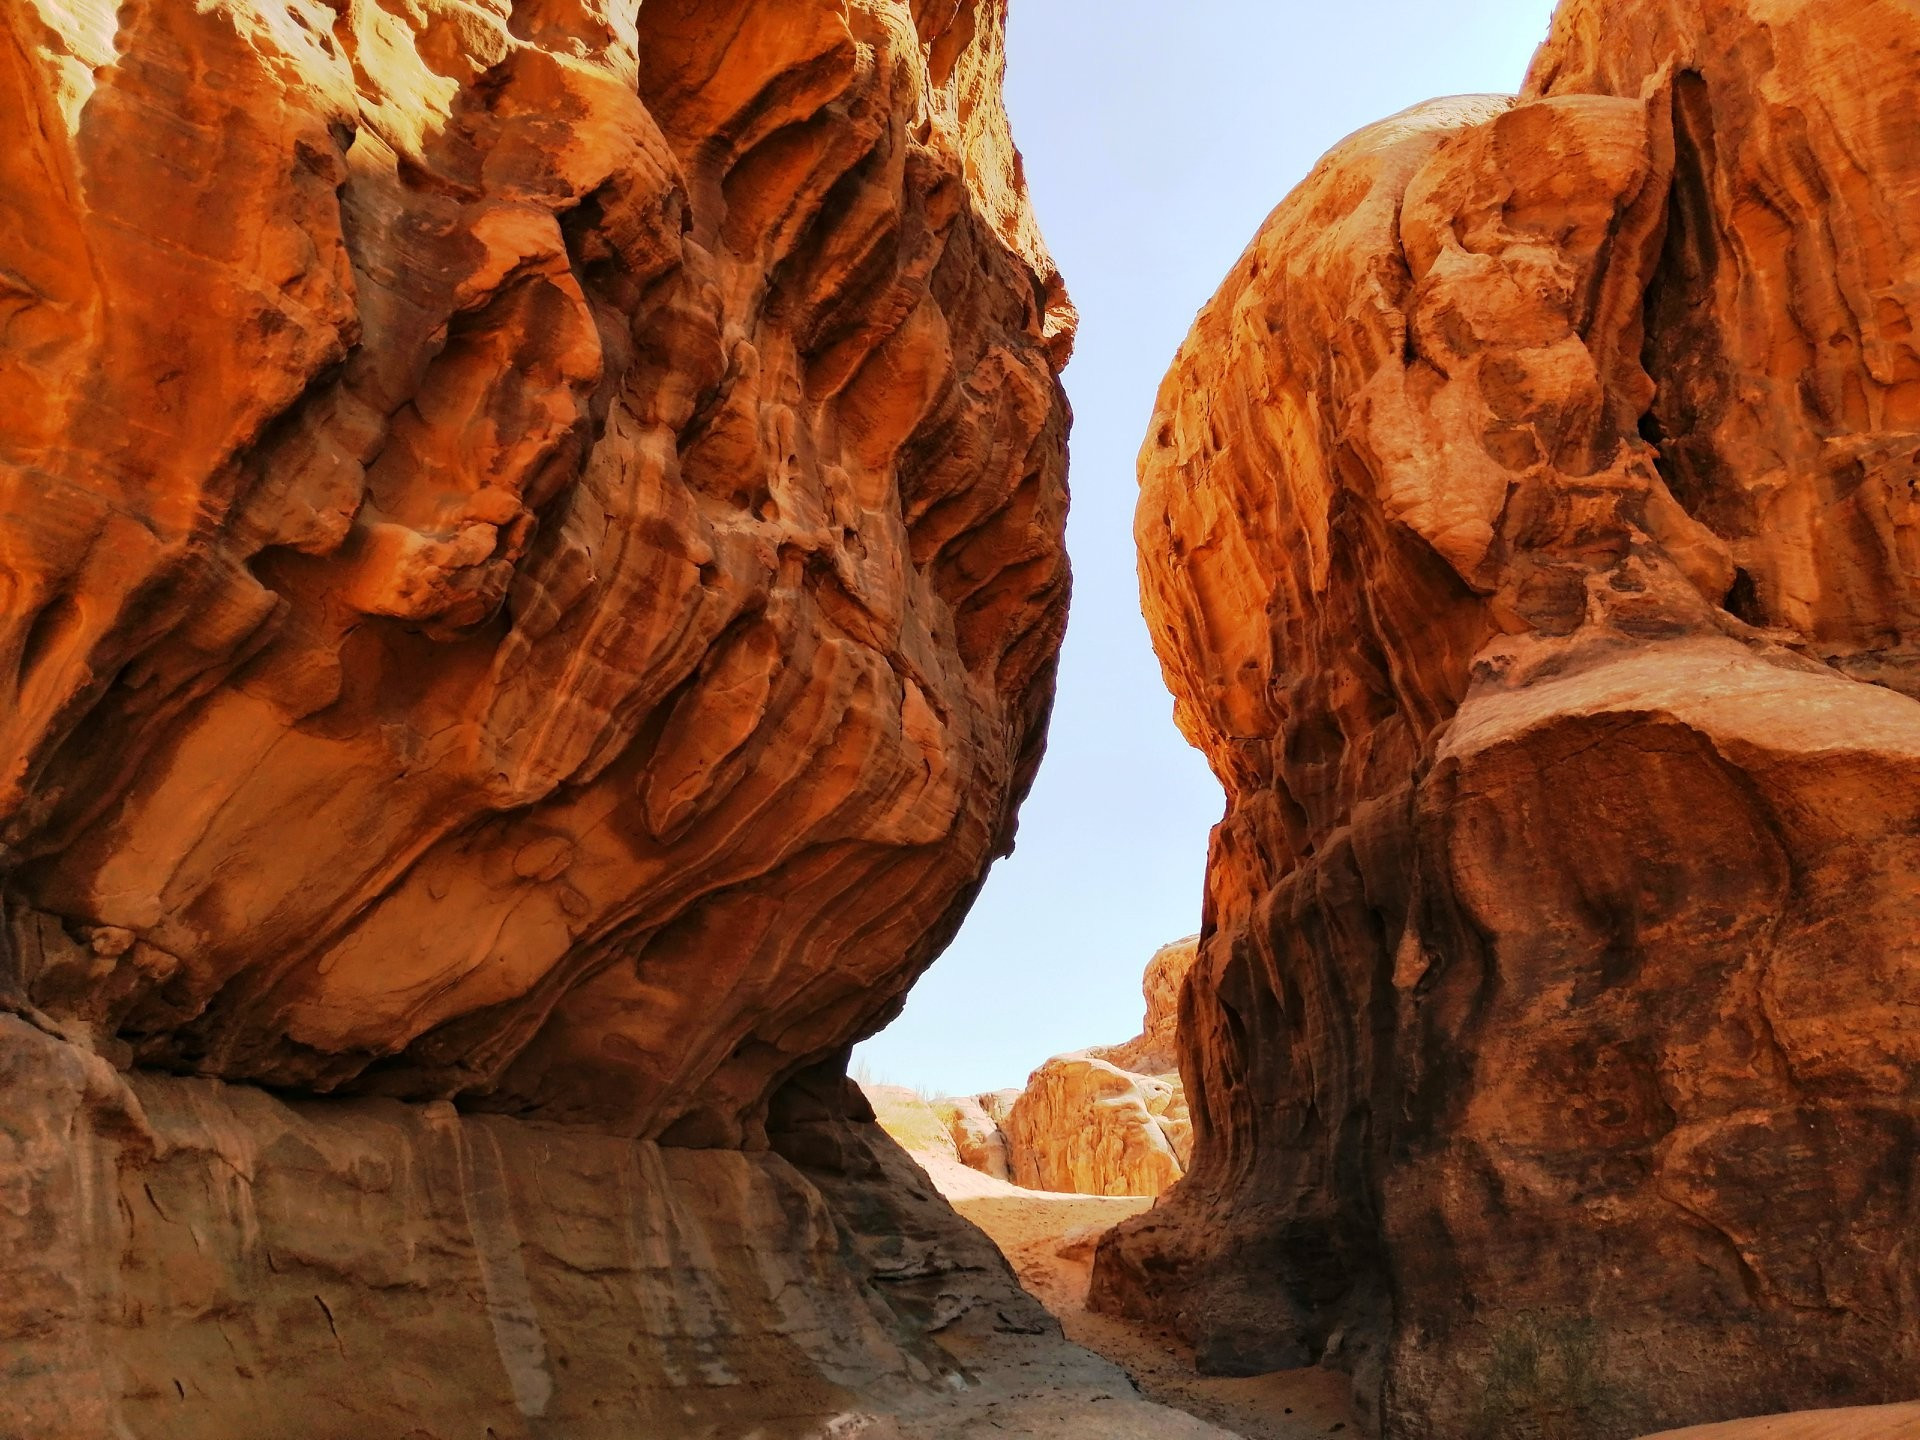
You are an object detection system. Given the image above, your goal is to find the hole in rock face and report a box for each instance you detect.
[1723,566,1765,626]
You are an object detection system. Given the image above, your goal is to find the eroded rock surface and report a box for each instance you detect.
[1101,2,1920,1435]
[3,1017,1235,1440]
[1,0,1070,1142]
[1003,1051,1189,1197]
[0,0,1088,1433]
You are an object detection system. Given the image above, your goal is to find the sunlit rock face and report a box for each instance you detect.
[1000,936,1197,1196]
[0,1,1083,1431]
[1100,1,1920,1434]
[0,0,1071,1144]
[907,938,1197,1198]
[1002,1051,1188,1197]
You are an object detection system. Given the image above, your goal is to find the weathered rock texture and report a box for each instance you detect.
[1,0,1070,1140]
[0,0,1083,1432]
[1101,2,1920,1436]
[1003,1051,1189,1197]
[4,1016,1229,1440]
[937,1089,1016,1179]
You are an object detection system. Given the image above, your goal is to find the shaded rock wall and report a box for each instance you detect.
[0,1015,1023,1439]
[1099,2,1920,1435]
[0,0,1070,1143]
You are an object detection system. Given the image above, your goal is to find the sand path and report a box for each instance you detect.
[920,1153,1361,1439]
[1641,1404,1920,1439]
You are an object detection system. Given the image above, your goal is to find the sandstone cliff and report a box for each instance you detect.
[0,2,1140,1434]
[2,0,1071,1140]
[1000,937,1197,1196]
[1002,1051,1189,1197]
[1100,1,1920,1435]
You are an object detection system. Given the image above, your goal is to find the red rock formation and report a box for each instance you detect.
[1099,2,1920,1434]
[1004,1051,1189,1196]
[0,0,1094,1432]
[1,0,1069,1138]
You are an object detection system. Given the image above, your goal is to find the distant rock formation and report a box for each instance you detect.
[882,937,1198,1198]
[1101,0,1920,1435]
[1084,935,1194,1076]
[1003,1051,1190,1197]
[0,0,1091,1432]
[942,1089,1018,1180]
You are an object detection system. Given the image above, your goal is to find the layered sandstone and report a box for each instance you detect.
[1,0,1070,1139]
[4,1016,1240,1440]
[0,0,1095,1432]
[1102,2,1920,1435]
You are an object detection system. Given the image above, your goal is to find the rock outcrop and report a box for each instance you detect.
[2,0,1070,1139]
[0,0,1090,1432]
[938,1089,1017,1179]
[1101,1,1920,1435]
[1003,1051,1189,1196]
[1085,934,1195,1076]
[901,938,1197,1197]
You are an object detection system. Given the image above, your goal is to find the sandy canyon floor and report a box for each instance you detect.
[905,1148,1920,1440]
[917,1151,1364,1439]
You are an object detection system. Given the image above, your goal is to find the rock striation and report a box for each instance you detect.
[1,0,1070,1140]
[0,0,1089,1433]
[1101,1,1920,1435]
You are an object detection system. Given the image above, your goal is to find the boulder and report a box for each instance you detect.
[1004,1052,1188,1197]
[935,1092,1013,1180]
[0,0,1091,1432]
[1101,1,1920,1434]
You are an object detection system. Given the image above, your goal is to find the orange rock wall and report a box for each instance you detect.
[1100,2,1920,1434]
[0,1,1079,1432]
[0,0,1070,1143]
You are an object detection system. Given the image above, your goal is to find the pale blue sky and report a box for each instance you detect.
[855,0,1558,1096]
